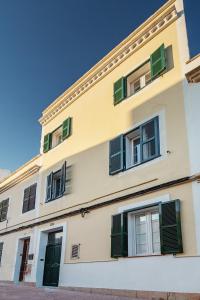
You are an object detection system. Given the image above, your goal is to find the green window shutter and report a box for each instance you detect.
[111,213,128,258]
[46,172,53,202]
[43,133,52,153]
[113,77,126,105]
[22,187,30,213]
[159,199,183,255]
[61,161,66,195]
[29,184,37,211]
[0,242,3,264]
[62,117,72,140]
[1,199,9,221]
[109,135,124,175]
[150,44,166,79]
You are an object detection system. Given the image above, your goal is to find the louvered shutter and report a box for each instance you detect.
[61,162,66,195]
[0,202,3,222]
[65,165,72,194]
[109,135,124,175]
[159,199,183,254]
[46,173,53,202]
[150,44,166,79]
[0,242,3,264]
[62,117,72,140]
[22,187,30,213]
[43,133,52,153]
[1,199,9,221]
[111,213,128,258]
[29,184,37,210]
[113,77,126,105]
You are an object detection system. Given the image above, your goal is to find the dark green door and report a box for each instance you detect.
[43,231,62,287]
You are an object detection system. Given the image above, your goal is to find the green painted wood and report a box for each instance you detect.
[113,77,126,105]
[62,117,72,140]
[150,44,166,79]
[43,133,52,153]
[43,243,62,287]
[111,213,128,258]
[159,199,183,254]
[109,135,124,175]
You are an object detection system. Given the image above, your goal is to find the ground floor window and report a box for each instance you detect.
[111,199,183,258]
[129,208,160,256]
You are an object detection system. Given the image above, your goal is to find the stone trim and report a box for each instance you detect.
[39,4,178,126]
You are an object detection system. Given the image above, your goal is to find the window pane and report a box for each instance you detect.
[142,120,155,142]
[142,140,156,160]
[135,214,147,255]
[132,137,140,165]
[151,212,160,253]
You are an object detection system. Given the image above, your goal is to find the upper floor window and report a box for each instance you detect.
[127,61,151,97]
[52,126,63,148]
[46,162,71,202]
[43,117,72,153]
[0,199,9,222]
[22,184,37,214]
[113,44,166,105]
[109,117,160,175]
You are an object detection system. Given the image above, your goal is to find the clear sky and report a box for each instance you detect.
[0,0,198,171]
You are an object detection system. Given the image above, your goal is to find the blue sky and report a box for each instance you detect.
[0,0,198,171]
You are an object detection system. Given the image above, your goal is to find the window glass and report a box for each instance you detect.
[130,208,160,256]
[127,61,151,97]
[52,126,62,148]
[125,117,159,169]
[52,170,62,198]
[135,214,147,255]
[142,120,155,142]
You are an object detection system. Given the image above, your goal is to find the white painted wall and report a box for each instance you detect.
[184,83,200,175]
[59,256,200,293]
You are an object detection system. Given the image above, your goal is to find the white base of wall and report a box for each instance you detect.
[59,255,200,293]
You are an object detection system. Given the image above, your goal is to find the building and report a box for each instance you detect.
[0,0,200,298]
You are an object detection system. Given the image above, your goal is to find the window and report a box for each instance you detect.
[113,44,166,105]
[109,117,160,175]
[127,61,151,97]
[0,199,9,222]
[51,126,63,148]
[43,117,72,153]
[22,184,37,213]
[0,242,3,265]
[46,161,71,202]
[129,208,160,256]
[111,200,183,258]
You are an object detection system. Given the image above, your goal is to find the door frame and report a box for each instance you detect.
[13,234,32,284]
[35,222,67,287]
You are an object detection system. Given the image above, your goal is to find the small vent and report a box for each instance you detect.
[71,244,80,259]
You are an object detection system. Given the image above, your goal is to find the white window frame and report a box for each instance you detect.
[51,126,63,149]
[128,206,161,257]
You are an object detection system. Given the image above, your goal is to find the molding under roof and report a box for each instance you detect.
[39,0,177,126]
[0,164,40,195]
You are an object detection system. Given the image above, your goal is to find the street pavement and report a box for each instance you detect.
[0,283,141,300]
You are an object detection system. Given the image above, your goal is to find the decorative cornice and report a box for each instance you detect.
[186,66,200,83]
[0,165,40,194]
[39,2,177,126]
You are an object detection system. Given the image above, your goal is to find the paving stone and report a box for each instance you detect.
[0,282,140,300]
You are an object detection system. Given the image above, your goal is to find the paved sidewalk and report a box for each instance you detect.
[0,283,141,300]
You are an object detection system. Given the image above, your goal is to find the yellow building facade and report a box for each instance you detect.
[0,0,200,298]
